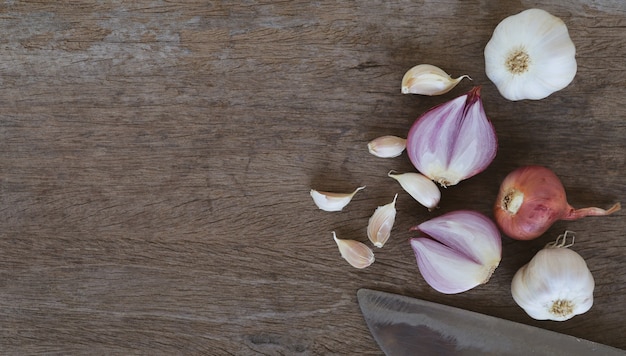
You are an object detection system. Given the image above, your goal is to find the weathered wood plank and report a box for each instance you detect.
[1,1,625,354]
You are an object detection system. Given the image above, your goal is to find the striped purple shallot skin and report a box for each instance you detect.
[410,210,502,294]
[406,86,497,187]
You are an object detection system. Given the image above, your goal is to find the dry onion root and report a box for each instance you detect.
[494,166,621,240]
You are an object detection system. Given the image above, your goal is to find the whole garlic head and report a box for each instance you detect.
[511,232,594,321]
[484,8,577,101]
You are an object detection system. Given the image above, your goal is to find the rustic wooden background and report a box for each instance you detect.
[1,1,624,354]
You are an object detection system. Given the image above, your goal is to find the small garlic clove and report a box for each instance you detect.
[367,194,398,248]
[410,210,502,294]
[367,135,407,158]
[388,171,440,210]
[333,231,375,269]
[401,64,470,96]
[406,86,497,187]
[410,238,490,294]
[310,186,365,212]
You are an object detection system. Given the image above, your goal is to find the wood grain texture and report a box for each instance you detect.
[1,1,624,354]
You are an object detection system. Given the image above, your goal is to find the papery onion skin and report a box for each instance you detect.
[494,165,621,240]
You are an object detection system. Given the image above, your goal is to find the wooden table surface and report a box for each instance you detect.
[1,1,625,354]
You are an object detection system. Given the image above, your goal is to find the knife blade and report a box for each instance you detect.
[357,289,624,356]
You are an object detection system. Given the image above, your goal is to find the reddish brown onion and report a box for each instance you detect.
[494,165,621,240]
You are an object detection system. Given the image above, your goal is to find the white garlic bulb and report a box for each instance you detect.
[484,8,577,101]
[511,232,594,321]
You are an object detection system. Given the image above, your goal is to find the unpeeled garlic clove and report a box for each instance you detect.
[401,64,470,96]
[388,171,440,210]
[332,231,375,269]
[310,186,365,212]
[410,210,502,294]
[367,194,398,248]
[367,136,407,158]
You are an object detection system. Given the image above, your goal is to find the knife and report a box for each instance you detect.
[357,289,624,356]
